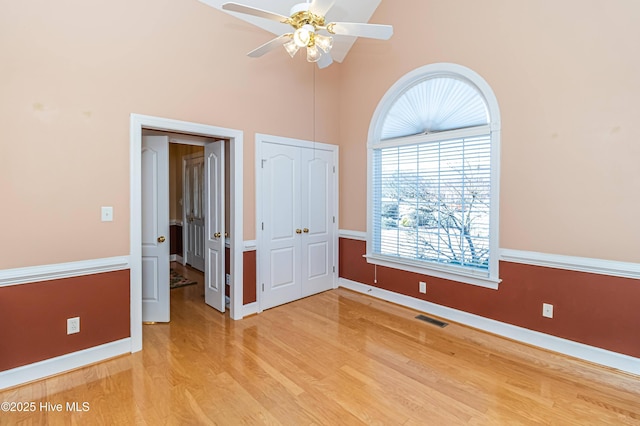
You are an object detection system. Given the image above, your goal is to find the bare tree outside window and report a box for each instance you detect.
[375,136,491,271]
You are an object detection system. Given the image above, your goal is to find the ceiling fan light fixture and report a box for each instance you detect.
[315,34,333,53]
[217,1,393,68]
[306,44,321,62]
[293,24,315,47]
[283,39,300,58]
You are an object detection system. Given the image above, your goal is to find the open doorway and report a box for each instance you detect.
[141,132,226,319]
[140,130,230,318]
[130,114,244,353]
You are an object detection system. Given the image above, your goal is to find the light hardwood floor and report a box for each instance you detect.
[2,263,639,425]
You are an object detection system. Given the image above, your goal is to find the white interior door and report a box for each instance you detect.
[261,143,302,310]
[259,138,336,310]
[141,136,170,322]
[301,149,335,297]
[185,154,205,272]
[204,141,225,312]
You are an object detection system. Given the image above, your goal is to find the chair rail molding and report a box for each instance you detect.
[0,256,130,288]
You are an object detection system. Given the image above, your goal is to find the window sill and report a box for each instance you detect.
[364,254,501,290]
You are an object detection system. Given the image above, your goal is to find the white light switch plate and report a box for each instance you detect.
[101,206,113,222]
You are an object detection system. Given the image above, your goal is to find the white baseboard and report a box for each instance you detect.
[339,278,639,376]
[243,302,258,317]
[0,338,131,390]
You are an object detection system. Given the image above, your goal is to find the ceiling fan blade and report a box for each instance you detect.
[222,2,289,23]
[317,52,333,69]
[310,0,335,17]
[327,22,393,40]
[247,34,291,58]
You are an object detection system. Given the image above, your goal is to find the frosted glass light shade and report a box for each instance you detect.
[293,25,314,47]
[306,45,321,62]
[283,40,300,58]
[315,34,333,53]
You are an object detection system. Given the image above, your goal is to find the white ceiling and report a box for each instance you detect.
[198,0,383,63]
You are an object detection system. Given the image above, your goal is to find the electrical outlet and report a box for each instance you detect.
[67,317,80,334]
[542,303,553,319]
[419,281,427,294]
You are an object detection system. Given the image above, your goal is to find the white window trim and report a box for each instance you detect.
[366,63,502,289]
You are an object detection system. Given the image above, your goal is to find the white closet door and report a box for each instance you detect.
[300,148,335,297]
[259,138,336,311]
[261,142,302,310]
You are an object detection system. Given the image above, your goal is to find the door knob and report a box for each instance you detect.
[224,232,229,238]
[296,229,302,234]
[157,236,166,243]
[303,228,309,233]
[214,232,221,238]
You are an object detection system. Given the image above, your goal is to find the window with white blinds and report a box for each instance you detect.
[367,64,501,288]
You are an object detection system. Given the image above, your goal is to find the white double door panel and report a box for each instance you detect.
[141,136,171,322]
[261,141,336,310]
[184,154,205,272]
[204,141,226,312]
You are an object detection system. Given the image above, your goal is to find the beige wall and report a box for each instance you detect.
[338,0,640,262]
[2,0,638,269]
[1,0,339,269]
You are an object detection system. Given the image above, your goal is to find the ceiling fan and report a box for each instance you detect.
[220,0,393,68]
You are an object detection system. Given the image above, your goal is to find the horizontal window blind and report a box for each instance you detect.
[372,135,492,273]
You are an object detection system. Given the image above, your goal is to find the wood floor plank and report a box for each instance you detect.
[1,263,639,425]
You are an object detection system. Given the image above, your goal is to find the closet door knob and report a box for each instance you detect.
[303,228,309,233]
[296,229,302,234]
[157,236,166,243]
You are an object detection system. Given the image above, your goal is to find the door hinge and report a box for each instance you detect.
[333,266,336,273]
[333,166,335,173]
[262,283,264,292]
[333,216,335,224]
[262,222,264,230]
[261,159,267,168]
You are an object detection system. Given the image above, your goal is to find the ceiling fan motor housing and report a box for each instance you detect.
[289,3,326,31]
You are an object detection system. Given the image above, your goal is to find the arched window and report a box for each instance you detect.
[367,63,501,288]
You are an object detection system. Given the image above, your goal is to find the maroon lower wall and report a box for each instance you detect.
[0,270,130,372]
[339,238,640,358]
[223,249,256,304]
[170,224,182,256]
[243,250,257,305]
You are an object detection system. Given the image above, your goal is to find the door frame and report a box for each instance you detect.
[130,114,244,352]
[255,133,339,313]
